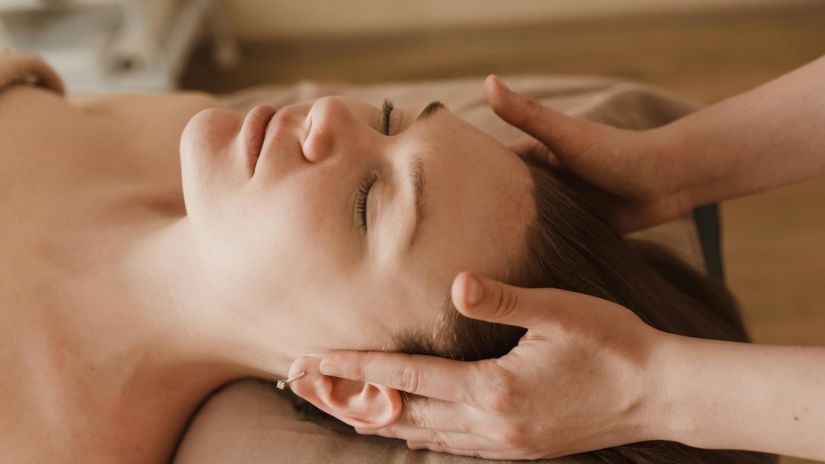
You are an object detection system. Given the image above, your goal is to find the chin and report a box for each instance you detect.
[180,108,239,156]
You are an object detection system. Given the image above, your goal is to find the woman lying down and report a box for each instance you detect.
[1,54,772,464]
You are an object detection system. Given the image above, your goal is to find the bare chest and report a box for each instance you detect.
[0,88,220,220]
[0,87,221,461]
[0,86,221,279]
[0,87,200,327]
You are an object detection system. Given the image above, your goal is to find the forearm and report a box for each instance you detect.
[659,54,825,207]
[653,334,825,460]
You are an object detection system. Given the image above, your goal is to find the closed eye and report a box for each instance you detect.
[357,99,439,235]
[356,173,378,231]
[380,99,394,135]
[353,99,393,233]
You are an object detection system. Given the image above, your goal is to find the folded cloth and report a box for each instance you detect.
[176,378,583,464]
[173,75,707,464]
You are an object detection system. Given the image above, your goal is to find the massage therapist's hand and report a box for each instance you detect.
[484,75,694,234]
[315,272,672,460]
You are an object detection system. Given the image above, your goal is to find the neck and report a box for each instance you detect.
[76,215,294,461]
[119,214,297,377]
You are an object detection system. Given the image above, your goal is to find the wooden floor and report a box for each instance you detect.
[182,4,825,463]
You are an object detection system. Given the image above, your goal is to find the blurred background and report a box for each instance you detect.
[3,1,825,463]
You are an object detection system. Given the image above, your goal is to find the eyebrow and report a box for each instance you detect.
[407,156,426,250]
[416,101,445,121]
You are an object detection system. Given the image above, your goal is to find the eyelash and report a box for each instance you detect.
[356,100,394,232]
[381,99,394,135]
[357,173,379,231]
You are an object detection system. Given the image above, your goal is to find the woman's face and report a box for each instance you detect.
[179,96,534,356]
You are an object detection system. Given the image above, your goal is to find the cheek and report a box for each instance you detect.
[279,176,331,236]
[272,162,362,242]
[235,172,359,292]
[295,277,421,352]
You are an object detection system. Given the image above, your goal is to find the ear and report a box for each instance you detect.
[287,356,402,430]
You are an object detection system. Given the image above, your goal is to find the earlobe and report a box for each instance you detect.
[288,356,402,429]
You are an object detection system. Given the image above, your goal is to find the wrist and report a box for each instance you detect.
[643,125,703,222]
[636,331,698,444]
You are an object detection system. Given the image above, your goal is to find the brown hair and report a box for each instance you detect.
[395,162,776,464]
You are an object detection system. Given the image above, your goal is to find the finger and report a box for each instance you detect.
[407,443,482,459]
[365,425,499,452]
[395,395,485,434]
[451,271,580,329]
[484,74,600,160]
[318,350,477,403]
[403,430,499,451]
[504,138,562,168]
[361,424,496,452]
[408,441,528,460]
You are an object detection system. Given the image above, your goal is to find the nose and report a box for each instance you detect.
[302,96,367,163]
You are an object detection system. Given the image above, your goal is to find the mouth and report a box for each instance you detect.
[242,104,278,168]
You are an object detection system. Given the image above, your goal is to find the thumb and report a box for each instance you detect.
[484,74,600,161]
[450,271,552,329]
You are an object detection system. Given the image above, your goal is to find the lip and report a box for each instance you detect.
[242,104,278,165]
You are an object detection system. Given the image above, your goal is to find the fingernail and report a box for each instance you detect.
[465,274,483,307]
[492,75,511,92]
[319,360,340,376]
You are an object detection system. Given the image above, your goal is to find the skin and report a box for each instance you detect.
[319,64,825,462]
[0,84,533,463]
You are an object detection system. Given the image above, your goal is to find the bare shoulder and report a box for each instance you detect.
[66,89,223,116]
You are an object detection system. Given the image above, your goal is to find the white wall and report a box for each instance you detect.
[224,0,808,40]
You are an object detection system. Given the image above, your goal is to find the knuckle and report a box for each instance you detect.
[492,424,527,448]
[406,440,423,450]
[479,387,512,413]
[432,431,448,449]
[493,287,520,320]
[483,372,519,413]
[467,362,517,412]
[394,364,422,393]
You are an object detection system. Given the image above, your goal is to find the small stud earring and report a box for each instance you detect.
[276,370,306,390]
